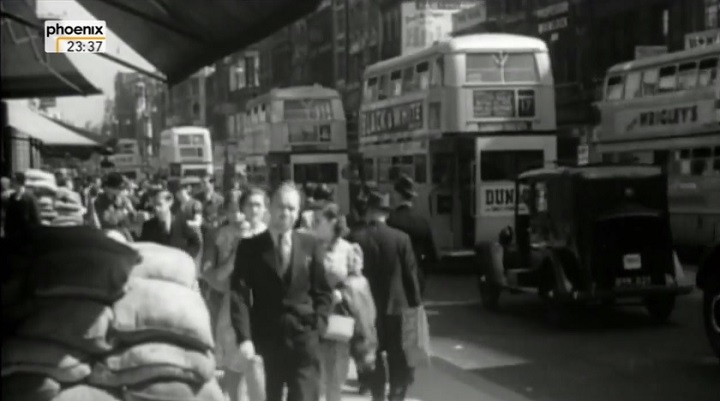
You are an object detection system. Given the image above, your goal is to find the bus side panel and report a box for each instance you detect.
[474,135,557,244]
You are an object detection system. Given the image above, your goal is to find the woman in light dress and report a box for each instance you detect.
[314,202,364,401]
[205,187,268,401]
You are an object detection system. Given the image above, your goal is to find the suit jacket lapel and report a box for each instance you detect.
[286,231,304,282]
[260,231,283,280]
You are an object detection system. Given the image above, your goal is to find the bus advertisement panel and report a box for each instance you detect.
[596,44,720,252]
[360,33,557,258]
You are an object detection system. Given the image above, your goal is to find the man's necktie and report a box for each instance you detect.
[276,233,288,275]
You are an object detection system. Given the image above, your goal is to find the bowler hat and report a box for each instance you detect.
[366,190,391,211]
[394,174,417,198]
[313,184,334,203]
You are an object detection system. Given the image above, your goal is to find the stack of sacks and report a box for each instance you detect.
[52,187,86,227]
[1,228,224,401]
[23,169,58,224]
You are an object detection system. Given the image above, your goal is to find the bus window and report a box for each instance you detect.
[365,77,378,101]
[414,154,427,183]
[180,148,203,158]
[466,54,502,83]
[606,75,624,100]
[402,66,416,93]
[658,65,677,93]
[698,58,718,86]
[431,153,455,184]
[428,102,441,129]
[377,75,389,100]
[624,71,642,99]
[641,69,659,95]
[480,150,544,181]
[416,62,430,90]
[677,62,698,90]
[431,56,444,87]
[259,104,267,122]
[363,158,375,181]
[503,53,538,82]
[390,70,402,96]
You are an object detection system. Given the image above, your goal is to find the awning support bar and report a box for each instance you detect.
[0,9,167,83]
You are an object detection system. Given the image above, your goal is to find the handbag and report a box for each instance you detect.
[322,314,356,342]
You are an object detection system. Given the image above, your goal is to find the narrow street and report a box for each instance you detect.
[343,270,719,401]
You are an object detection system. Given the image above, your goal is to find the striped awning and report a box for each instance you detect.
[5,101,100,147]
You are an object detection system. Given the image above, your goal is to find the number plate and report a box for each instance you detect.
[623,253,642,270]
[615,276,652,288]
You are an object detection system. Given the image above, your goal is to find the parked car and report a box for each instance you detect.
[696,241,720,361]
[475,164,693,325]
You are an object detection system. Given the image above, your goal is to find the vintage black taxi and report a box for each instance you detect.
[697,241,719,361]
[475,164,693,324]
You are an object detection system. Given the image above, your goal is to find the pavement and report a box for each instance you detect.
[339,267,719,401]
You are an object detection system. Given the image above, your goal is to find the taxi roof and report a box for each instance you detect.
[518,164,663,180]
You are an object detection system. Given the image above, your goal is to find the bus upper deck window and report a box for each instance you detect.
[365,77,378,101]
[466,54,502,83]
[624,72,642,99]
[677,62,698,90]
[606,75,624,100]
[390,70,402,96]
[641,69,659,96]
[698,58,718,86]
[658,65,677,93]
[431,57,444,87]
[504,54,538,82]
[402,67,416,93]
[378,75,389,100]
[416,62,430,90]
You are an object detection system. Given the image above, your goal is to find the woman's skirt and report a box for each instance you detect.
[214,292,244,372]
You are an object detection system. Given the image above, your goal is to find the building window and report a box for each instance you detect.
[706,0,719,28]
[230,60,246,90]
[245,55,259,88]
[336,52,347,82]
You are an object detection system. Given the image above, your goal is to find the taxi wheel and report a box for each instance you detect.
[478,273,501,310]
[644,295,676,322]
[702,284,720,361]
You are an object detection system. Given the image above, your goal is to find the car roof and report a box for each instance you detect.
[518,164,663,180]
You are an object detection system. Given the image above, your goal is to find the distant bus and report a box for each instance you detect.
[595,44,720,253]
[241,85,350,211]
[108,138,143,180]
[158,126,213,183]
[359,33,557,258]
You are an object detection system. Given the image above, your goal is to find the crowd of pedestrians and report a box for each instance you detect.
[1,168,437,401]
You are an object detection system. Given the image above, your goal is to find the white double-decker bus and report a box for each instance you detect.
[359,33,557,258]
[158,126,213,183]
[595,44,720,254]
[241,85,350,211]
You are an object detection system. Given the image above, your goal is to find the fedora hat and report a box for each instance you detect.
[394,174,417,198]
[366,190,391,211]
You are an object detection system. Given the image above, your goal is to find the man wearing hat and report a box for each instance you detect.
[388,175,438,296]
[92,172,136,241]
[347,190,422,401]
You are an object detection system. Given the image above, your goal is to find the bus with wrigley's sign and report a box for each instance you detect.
[359,33,557,259]
[595,43,720,255]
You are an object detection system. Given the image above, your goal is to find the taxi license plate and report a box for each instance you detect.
[623,253,642,270]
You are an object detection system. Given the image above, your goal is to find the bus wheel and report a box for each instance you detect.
[703,283,720,362]
[644,295,676,323]
[477,273,500,310]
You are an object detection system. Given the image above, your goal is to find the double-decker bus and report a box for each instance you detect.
[595,44,720,255]
[108,138,143,180]
[359,33,557,258]
[158,126,213,184]
[241,85,350,211]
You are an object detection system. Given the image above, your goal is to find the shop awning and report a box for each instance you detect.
[76,0,322,85]
[6,101,100,147]
[0,1,101,98]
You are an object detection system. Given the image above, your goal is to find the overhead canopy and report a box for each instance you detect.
[6,101,100,147]
[76,0,322,85]
[0,0,101,98]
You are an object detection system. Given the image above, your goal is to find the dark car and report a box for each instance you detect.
[475,164,693,324]
[696,241,720,361]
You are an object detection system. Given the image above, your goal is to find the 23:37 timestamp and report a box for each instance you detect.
[66,40,105,53]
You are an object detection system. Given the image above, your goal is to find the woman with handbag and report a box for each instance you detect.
[313,202,364,401]
[204,186,268,401]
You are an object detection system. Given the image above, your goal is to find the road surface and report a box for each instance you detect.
[341,269,719,401]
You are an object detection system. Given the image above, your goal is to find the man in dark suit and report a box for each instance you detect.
[388,175,438,296]
[139,190,202,259]
[347,190,422,401]
[230,182,332,401]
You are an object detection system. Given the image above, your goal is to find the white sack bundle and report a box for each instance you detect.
[129,243,198,288]
[123,378,224,401]
[1,338,91,383]
[88,342,216,388]
[112,277,214,350]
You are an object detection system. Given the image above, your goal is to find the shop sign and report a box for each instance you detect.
[685,28,720,50]
[452,2,487,32]
[616,102,715,136]
[363,101,423,136]
[535,1,569,36]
